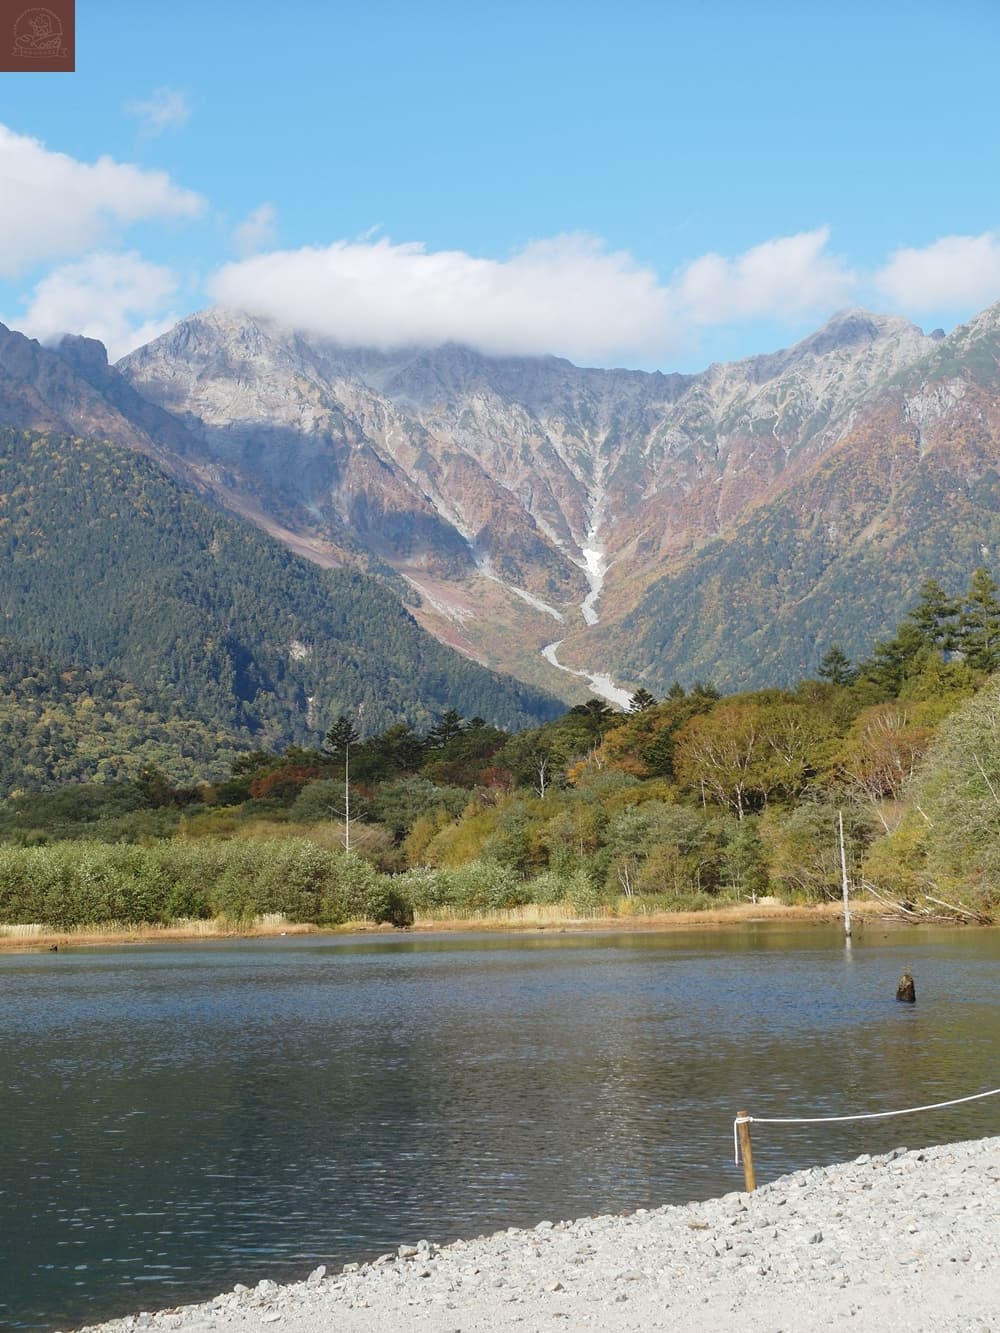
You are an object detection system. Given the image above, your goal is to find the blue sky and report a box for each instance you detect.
[1,0,998,368]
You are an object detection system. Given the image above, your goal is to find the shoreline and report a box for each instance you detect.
[0,897,942,953]
[70,1136,1000,1333]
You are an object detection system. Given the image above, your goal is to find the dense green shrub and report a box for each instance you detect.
[525,870,569,904]
[204,839,325,922]
[288,780,344,824]
[0,842,175,927]
[441,859,532,913]
[0,839,413,928]
[626,890,716,913]
[563,866,606,916]
[391,866,453,912]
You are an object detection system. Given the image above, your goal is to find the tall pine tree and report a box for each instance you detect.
[959,568,1000,671]
[907,578,960,652]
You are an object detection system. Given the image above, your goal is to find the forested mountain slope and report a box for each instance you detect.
[0,428,561,775]
[0,639,241,793]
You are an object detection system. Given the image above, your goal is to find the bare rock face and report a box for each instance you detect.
[115,306,939,674]
[118,311,586,594]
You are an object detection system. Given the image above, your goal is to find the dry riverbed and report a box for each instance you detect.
[68,1137,1000,1333]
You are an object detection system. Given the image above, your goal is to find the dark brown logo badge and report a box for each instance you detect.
[1,2,75,71]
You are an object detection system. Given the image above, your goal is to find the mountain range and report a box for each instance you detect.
[2,296,1000,736]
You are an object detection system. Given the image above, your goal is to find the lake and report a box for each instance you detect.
[1,923,998,1330]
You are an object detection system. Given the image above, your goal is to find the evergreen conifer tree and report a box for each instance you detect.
[817,644,857,686]
[324,715,360,756]
[958,568,1000,671]
[906,578,960,651]
[628,688,657,712]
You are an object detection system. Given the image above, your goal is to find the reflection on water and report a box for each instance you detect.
[1,924,998,1330]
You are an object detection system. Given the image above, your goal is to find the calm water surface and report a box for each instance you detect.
[1,924,998,1329]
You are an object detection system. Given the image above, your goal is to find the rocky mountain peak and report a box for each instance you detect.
[56,333,110,379]
[120,307,285,377]
[714,310,932,412]
[0,321,133,441]
[0,320,47,373]
[796,307,916,354]
[946,297,1000,343]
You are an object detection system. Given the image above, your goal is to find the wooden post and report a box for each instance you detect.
[736,1110,756,1192]
[838,809,852,939]
[343,744,351,855]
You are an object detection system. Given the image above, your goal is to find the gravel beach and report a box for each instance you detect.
[73,1137,1000,1333]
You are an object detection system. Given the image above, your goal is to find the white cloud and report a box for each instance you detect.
[234,203,277,256]
[125,87,192,136]
[15,252,179,359]
[206,228,858,363]
[208,233,674,363]
[673,227,856,325]
[876,232,1000,311]
[0,123,204,277]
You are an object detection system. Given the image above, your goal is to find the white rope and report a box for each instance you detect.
[733,1085,1000,1163]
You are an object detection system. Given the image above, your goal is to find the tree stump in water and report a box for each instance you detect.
[896,971,916,1003]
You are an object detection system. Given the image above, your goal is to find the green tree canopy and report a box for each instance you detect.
[817,644,857,686]
[628,688,657,713]
[324,715,360,757]
[958,567,1000,671]
[906,578,961,652]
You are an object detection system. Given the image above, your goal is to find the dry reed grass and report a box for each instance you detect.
[411,896,890,933]
[0,896,904,951]
[0,914,316,949]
